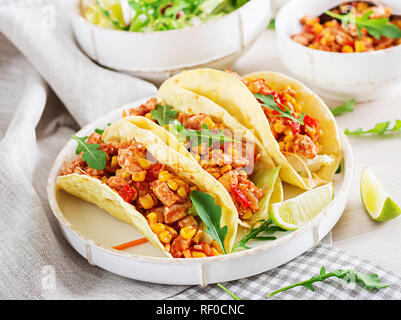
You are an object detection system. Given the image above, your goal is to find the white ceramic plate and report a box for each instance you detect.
[71,0,271,84]
[47,97,353,286]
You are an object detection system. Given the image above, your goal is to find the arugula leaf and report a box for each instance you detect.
[150,104,177,126]
[267,266,389,298]
[232,218,286,252]
[217,284,243,300]
[325,10,401,40]
[267,18,275,30]
[335,163,342,174]
[190,190,228,254]
[331,99,355,116]
[254,93,305,125]
[173,121,241,147]
[344,120,401,135]
[95,128,104,135]
[71,135,107,170]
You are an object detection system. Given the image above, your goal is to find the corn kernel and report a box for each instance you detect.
[122,110,127,118]
[355,40,366,52]
[283,134,294,143]
[111,156,118,169]
[150,223,166,234]
[205,118,215,129]
[158,230,172,243]
[177,186,187,198]
[193,229,204,244]
[174,179,185,187]
[211,240,223,254]
[313,23,323,34]
[278,141,286,150]
[101,176,108,183]
[167,179,178,191]
[342,45,354,53]
[192,251,207,258]
[241,210,253,220]
[145,113,153,120]
[120,170,131,180]
[285,142,293,152]
[220,164,232,175]
[139,194,154,209]
[166,226,178,239]
[190,186,197,192]
[164,243,171,252]
[132,170,146,182]
[138,157,151,170]
[183,250,192,258]
[273,122,286,134]
[158,170,171,182]
[210,247,219,256]
[180,225,197,240]
[147,212,158,224]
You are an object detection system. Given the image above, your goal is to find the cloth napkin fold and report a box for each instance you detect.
[1,0,400,300]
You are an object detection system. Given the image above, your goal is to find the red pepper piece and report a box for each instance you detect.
[230,184,252,209]
[118,184,136,203]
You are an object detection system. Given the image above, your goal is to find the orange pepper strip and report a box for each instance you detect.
[112,237,148,250]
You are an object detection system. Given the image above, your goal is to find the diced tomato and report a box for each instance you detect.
[118,184,136,203]
[230,184,252,209]
[287,119,301,135]
[303,115,319,128]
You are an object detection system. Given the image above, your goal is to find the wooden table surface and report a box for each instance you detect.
[233,30,401,277]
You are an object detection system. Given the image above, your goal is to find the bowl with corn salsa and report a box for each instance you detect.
[276,0,401,102]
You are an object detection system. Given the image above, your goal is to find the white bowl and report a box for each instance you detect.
[275,0,401,102]
[71,0,271,84]
[47,97,353,286]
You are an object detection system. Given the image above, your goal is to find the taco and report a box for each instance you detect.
[158,68,342,190]
[121,88,283,227]
[57,122,239,258]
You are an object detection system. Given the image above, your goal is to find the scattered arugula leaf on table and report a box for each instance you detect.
[331,99,355,116]
[150,104,177,126]
[325,10,401,39]
[71,135,107,170]
[254,93,305,125]
[267,18,275,30]
[267,266,389,298]
[190,190,228,254]
[231,219,286,252]
[217,284,243,300]
[345,120,401,136]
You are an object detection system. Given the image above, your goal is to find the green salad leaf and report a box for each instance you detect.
[150,104,177,126]
[190,190,228,254]
[254,93,305,125]
[325,10,401,40]
[72,135,107,170]
[267,18,275,30]
[345,120,401,135]
[331,99,355,116]
[267,266,389,298]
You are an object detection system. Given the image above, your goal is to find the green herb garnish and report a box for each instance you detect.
[217,283,243,300]
[267,266,389,298]
[267,18,275,30]
[95,128,104,135]
[71,135,107,170]
[254,93,305,125]
[150,104,177,126]
[175,121,241,147]
[331,99,355,116]
[325,10,401,39]
[231,218,286,252]
[190,190,228,254]
[335,163,342,174]
[345,120,401,135]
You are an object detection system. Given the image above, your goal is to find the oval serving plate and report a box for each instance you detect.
[47,97,353,286]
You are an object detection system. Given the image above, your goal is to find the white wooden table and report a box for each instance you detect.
[233,30,401,277]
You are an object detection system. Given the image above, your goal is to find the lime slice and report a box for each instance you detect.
[361,167,401,222]
[270,183,334,230]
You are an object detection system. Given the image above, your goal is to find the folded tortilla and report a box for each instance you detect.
[158,68,342,190]
[57,123,239,256]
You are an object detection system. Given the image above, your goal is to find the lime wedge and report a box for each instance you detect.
[270,183,334,230]
[361,167,401,222]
